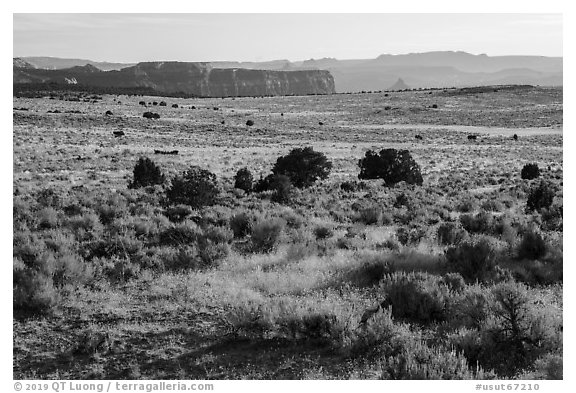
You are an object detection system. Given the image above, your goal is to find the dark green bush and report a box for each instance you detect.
[517,231,547,260]
[540,204,563,232]
[36,188,62,208]
[381,272,450,323]
[166,166,219,208]
[234,167,253,193]
[230,212,254,238]
[143,111,160,119]
[253,174,275,193]
[129,157,165,189]
[340,180,366,192]
[526,181,555,212]
[313,225,333,240]
[396,226,426,246]
[346,253,392,287]
[521,163,540,180]
[441,272,466,292]
[445,238,497,281]
[460,212,493,234]
[272,147,332,188]
[163,204,195,223]
[270,174,293,204]
[358,149,423,186]
[394,193,411,209]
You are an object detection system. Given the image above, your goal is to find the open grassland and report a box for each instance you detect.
[13,86,562,379]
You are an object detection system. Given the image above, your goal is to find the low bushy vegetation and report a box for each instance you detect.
[12,89,562,380]
[234,167,253,193]
[166,166,220,208]
[358,148,423,185]
[526,181,555,212]
[272,147,332,188]
[521,163,540,180]
[129,157,165,188]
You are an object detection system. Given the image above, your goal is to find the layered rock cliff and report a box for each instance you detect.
[13,61,335,97]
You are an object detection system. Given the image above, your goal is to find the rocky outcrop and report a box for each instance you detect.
[13,61,335,97]
[207,68,335,96]
[389,78,410,90]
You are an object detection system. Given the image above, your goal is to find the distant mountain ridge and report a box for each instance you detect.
[13,61,335,97]
[20,56,135,71]
[15,51,562,93]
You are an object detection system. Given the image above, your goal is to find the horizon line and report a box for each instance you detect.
[13,50,564,65]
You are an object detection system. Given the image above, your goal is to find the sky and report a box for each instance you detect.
[13,13,563,63]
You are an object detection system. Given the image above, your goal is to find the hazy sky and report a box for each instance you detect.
[13,14,563,62]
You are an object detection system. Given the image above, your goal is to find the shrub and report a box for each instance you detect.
[246,120,254,126]
[358,148,423,186]
[36,188,61,208]
[313,225,333,240]
[445,238,497,281]
[14,247,93,315]
[163,204,195,223]
[272,147,332,188]
[37,207,60,229]
[340,180,366,192]
[166,166,219,208]
[521,163,540,180]
[372,340,485,379]
[519,353,563,380]
[270,174,293,204]
[396,226,426,246]
[437,222,468,246]
[129,157,165,189]
[441,272,466,292]
[460,212,493,234]
[449,284,491,329]
[143,112,160,119]
[159,226,230,271]
[230,212,254,238]
[540,204,563,232]
[234,167,253,193]
[381,272,450,323]
[526,181,555,212]
[253,174,275,193]
[251,219,283,253]
[477,280,564,376]
[517,231,547,260]
[355,207,382,225]
[158,222,201,247]
[480,199,503,212]
[393,193,411,208]
[196,235,229,268]
[347,253,392,287]
[96,195,129,225]
[456,198,477,213]
[13,259,58,315]
[491,281,531,345]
